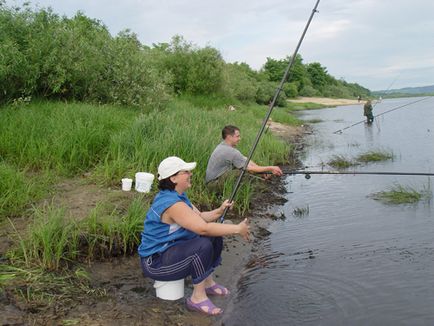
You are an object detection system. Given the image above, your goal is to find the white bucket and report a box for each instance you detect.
[154,279,184,300]
[121,178,133,191]
[135,172,154,193]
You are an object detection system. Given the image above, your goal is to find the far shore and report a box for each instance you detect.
[288,96,362,106]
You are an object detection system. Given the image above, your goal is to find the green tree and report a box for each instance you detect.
[221,62,258,102]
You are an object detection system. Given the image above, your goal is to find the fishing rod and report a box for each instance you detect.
[333,96,432,134]
[279,170,434,179]
[220,0,321,222]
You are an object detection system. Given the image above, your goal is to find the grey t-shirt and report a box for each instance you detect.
[205,142,247,183]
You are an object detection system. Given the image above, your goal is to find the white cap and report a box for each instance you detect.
[157,156,197,180]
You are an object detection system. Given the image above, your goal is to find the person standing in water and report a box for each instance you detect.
[363,100,374,123]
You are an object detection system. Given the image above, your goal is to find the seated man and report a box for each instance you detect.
[205,125,283,192]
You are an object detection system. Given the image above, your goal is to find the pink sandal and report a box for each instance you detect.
[205,283,230,296]
[186,297,223,316]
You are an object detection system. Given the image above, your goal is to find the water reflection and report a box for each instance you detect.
[363,122,374,143]
[222,97,434,326]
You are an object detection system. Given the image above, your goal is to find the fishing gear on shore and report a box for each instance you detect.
[219,0,321,222]
[279,170,434,179]
[333,96,432,134]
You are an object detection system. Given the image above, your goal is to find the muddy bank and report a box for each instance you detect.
[1,125,307,326]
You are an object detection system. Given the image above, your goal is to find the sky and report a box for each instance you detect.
[4,0,434,91]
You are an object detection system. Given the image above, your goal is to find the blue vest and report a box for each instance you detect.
[138,189,198,257]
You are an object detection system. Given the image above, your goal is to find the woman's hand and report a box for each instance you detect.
[237,218,250,241]
[218,199,234,214]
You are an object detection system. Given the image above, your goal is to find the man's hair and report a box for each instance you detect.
[158,177,176,191]
[222,125,240,140]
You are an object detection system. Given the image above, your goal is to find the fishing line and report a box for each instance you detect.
[280,170,434,179]
[333,96,432,134]
[219,0,321,222]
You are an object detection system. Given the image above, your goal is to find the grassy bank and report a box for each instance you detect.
[0,96,301,306]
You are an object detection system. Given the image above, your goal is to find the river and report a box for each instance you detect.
[222,97,434,325]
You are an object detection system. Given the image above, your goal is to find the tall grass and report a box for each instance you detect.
[0,162,49,219]
[1,97,292,220]
[8,197,148,271]
[95,98,291,213]
[0,101,137,175]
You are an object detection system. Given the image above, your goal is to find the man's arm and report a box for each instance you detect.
[246,160,283,176]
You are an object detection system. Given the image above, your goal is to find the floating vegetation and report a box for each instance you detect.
[327,155,357,169]
[292,205,309,217]
[356,149,394,163]
[370,184,432,204]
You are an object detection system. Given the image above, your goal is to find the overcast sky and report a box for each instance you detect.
[5,0,434,91]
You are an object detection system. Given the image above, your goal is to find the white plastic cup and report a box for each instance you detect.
[135,172,154,193]
[121,178,133,191]
[154,279,184,300]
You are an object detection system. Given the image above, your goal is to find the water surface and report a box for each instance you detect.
[222,97,434,326]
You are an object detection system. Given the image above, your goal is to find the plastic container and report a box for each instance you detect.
[121,178,133,191]
[154,279,184,300]
[135,172,154,193]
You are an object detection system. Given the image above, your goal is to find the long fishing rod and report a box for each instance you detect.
[333,96,432,134]
[279,170,434,179]
[220,0,321,222]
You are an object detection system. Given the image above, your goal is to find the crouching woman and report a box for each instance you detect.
[138,156,250,316]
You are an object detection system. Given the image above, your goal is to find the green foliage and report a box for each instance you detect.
[151,36,224,96]
[306,62,328,90]
[1,3,372,108]
[221,63,258,102]
[262,55,370,99]
[0,5,170,108]
[0,162,34,218]
[0,101,137,174]
[255,81,287,107]
[9,196,148,270]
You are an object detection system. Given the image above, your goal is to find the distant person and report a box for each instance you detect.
[138,156,250,316]
[205,125,283,193]
[358,95,362,103]
[363,100,374,123]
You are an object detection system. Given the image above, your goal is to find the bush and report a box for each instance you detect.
[221,63,258,102]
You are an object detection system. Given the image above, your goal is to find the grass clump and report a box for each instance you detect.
[327,155,357,169]
[8,197,148,271]
[370,184,431,204]
[356,149,394,163]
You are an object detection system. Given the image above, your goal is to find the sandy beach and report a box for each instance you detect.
[288,96,361,106]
